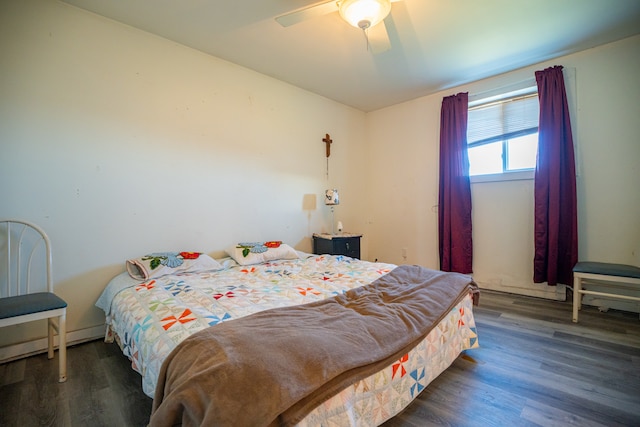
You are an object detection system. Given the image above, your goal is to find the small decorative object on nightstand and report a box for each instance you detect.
[313,232,362,259]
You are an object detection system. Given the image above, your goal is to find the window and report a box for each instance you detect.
[467,88,539,179]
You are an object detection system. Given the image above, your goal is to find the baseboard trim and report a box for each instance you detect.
[478,282,567,301]
[0,324,106,364]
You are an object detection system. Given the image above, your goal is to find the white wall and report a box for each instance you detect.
[0,0,367,348]
[365,97,442,269]
[367,35,640,300]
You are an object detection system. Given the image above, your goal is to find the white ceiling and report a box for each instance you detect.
[61,0,640,112]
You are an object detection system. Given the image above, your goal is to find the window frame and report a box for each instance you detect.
[467,87,539,183]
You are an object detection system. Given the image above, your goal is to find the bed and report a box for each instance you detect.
[96,244,479,426]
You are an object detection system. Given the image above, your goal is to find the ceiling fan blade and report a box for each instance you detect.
[367,20,391,54]
[275,1,339,27]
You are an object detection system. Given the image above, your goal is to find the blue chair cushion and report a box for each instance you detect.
[573,261,640,279]
[0,292,67,319]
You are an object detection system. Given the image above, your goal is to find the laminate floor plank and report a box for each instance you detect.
[423,364,531,426]
[479,309,640,348]
[469,355,638,426]
[16,354,70,427]
[0,358,24,386]
[1,290,639,427]
[539,358,640,398]
[65,342,116,427]
[99,347,153,427]
[460,325,639,420]
[520,398,608,427]
[552,329,640,354]
[0,382,22,426]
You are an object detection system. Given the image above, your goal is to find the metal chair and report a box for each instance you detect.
[0,220,67,382]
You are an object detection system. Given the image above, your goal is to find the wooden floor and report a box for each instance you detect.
[1,290,639,427]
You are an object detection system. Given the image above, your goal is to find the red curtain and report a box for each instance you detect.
[438,92,473,274]
[533,65,578,286]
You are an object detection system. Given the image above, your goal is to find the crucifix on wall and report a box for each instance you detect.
[323,133,332,178]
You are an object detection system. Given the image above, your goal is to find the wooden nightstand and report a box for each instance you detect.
[312,233,362,259]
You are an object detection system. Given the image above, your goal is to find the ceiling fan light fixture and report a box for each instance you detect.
[339,0,392,30]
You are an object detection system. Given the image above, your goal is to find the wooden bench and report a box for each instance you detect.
[572,261,640,323]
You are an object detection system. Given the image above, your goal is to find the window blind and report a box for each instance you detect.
[467,94,539,146]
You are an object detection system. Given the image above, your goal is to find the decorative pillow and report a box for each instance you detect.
[225,241,299,266]
[126,251,223,280]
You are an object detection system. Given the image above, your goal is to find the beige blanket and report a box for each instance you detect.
[149,265,478,427]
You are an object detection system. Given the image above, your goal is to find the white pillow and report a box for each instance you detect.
[126,251,223,280]
[225,241,300,266]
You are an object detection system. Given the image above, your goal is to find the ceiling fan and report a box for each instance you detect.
[275,0,403,54]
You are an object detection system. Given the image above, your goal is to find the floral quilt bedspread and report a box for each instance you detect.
[102,255,396,397]
[299,293,477,425]
[100,254,479,425]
